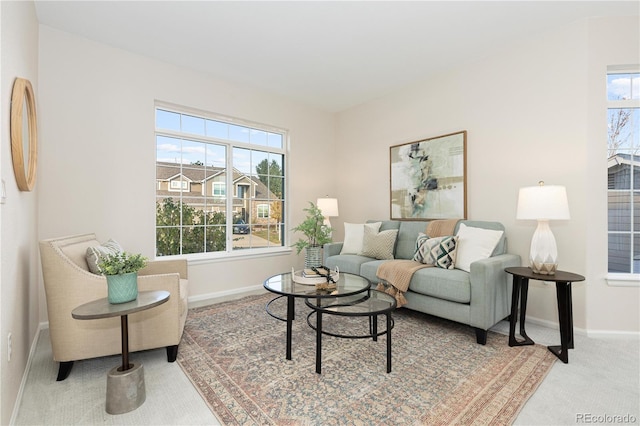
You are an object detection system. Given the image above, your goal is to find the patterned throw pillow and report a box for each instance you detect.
[359,227,399,260]
[86,239,124,274]
[413,233,458,269]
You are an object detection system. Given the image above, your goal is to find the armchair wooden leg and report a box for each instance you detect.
[475,328,488,345]
[166,345,178,362]
[56,361,74,381]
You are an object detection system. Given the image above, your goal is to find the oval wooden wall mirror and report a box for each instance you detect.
[10,77,38,191]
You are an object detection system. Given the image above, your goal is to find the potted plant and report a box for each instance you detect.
[291,202,333,268]
[98,252,148,304]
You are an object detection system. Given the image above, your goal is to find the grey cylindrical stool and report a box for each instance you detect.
[106,362,145,414]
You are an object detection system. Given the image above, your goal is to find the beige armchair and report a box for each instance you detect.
[39,234,188,381]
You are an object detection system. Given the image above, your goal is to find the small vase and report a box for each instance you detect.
[305,246,323,268]
[106,272,138,304]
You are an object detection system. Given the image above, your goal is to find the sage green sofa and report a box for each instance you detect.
[323,220,520,344]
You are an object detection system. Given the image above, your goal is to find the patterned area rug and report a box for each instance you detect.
[177,293,556,425]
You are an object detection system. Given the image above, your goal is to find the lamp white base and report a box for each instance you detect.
[530,261,558,275]
[529,220,559,276]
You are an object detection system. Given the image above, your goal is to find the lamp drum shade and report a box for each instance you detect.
[516,185,570,220]
[316,198,339,217]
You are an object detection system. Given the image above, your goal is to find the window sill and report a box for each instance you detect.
[606,273,640,287]
[156,246,293,265]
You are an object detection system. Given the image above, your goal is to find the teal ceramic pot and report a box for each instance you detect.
[106,272,138,304]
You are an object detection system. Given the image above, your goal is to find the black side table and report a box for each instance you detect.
[505,267,585,363]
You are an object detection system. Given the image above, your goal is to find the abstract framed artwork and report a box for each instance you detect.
[390,131,467,220]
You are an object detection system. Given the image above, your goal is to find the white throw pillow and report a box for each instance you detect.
[454,223,503,272]
[340,222,382,254]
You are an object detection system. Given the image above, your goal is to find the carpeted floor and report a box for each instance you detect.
[177,293,557,425]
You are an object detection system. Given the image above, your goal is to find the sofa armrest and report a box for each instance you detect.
[323,242,343,264]
[468,253,521,330]
[140,259,188,280]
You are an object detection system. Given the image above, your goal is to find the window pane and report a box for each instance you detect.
[250,129,267,146]
[229,124,249,142]
[251,150,269,174]
[608,73,635,100]
[608,192,631,231]
[205,225,226,252]
[181,140,206,166]
[206,143,226,169]
[182,114,205,135]
[233,147,251,174]
[156,227,180,256]
[156,136,182,164]
[156,110,181,131]
[206,120,228,139]
[269,153,284,175]
[608,109,638,153]
[268,132,283,148]
[269,176,284,198]
[608,233,631,273]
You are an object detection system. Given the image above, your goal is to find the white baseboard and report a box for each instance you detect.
[520,315,640,339]
[10,324,46,425]
[187,284,267,309]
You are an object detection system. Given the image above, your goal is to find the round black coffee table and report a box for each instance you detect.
[305,289,397,374]
[263,271,370,361]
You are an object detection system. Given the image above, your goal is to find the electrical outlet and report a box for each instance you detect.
[7,333,12,362]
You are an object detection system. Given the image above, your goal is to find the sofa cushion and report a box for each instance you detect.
[340,222,382,254]
[395,221,429,259]
[325,254,374,277]
[360,227,398,260]
[454,223,503,272]
[408,267,471,303]
[86,239,124,274]
[413,233,458,269]
[360,259,389,284]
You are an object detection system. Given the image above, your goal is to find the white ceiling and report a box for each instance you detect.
[34,1,639,112]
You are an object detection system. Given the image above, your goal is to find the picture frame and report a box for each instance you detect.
[390,131,467,220]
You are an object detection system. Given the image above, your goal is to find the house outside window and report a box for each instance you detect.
[607,67,639,279]
[257,204,269,218]
[155,104,287,257]
[170,179,189,191]
[213,182,226,197]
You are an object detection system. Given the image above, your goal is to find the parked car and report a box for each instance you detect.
[233,218,250,234]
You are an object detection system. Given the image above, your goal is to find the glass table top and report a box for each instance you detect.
[263,272,370,298]
[305,289,397,316]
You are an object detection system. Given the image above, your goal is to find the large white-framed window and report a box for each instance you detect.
[155,103,287,258]
[607,66,639,284]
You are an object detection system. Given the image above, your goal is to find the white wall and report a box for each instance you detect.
[335,17,639,333]
[37,26,336,319]
[0,1,39,424]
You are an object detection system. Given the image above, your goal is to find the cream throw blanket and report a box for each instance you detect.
[376,219,459,307]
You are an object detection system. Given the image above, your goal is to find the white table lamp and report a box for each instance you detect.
[316,197,339,230]
[516,182,570,275]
